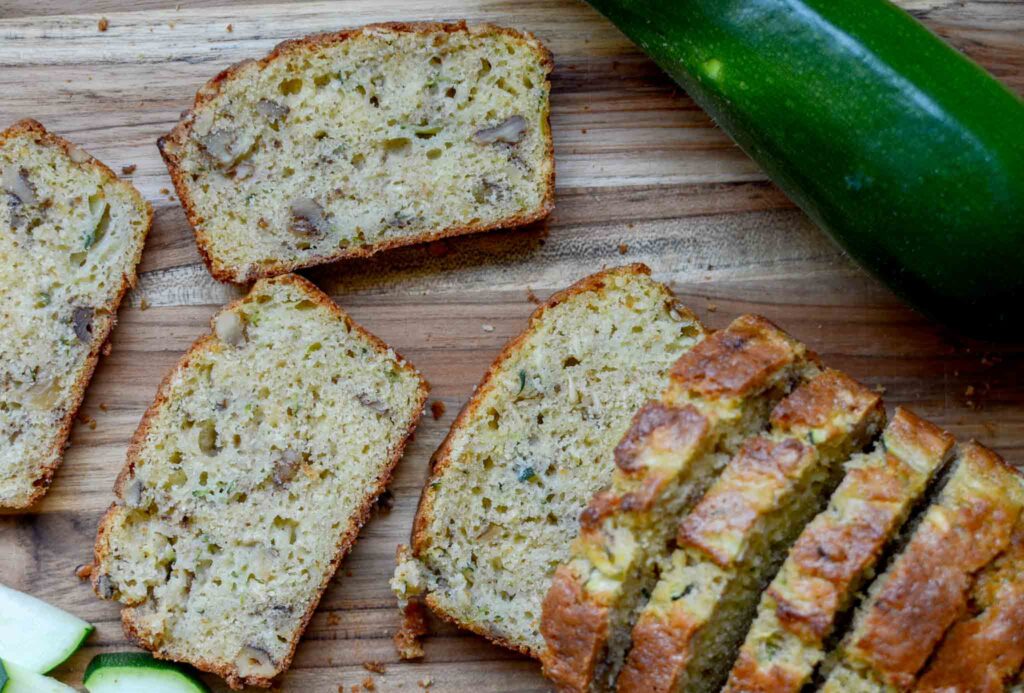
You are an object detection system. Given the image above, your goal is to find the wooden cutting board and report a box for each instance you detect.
[1,1,1021,690]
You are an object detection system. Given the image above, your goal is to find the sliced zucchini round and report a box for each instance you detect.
[0,584,93,673]
[0,658,76,693]
[83,653,210,693]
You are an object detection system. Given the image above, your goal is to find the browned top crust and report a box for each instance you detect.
[770,368,881,433]
[539,564,609,691]
[669,315,801,398]
[726,650,806,693]
[614,402,708,475]
[158,21,556,284]
[847,443,1024,689]
[768,410,954,645]
[886,406,955,464]
[0,118,152,510]
[915,523,1024,692]
[615,604,697,693]
[678,437,812,567]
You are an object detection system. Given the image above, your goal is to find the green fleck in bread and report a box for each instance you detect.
[158,21,554,283]
[92,274,427,689]
[820,442,1024,692]
[540,315,818,692]
[0,119,151,509]
[617,369,884,693]
[724,408,954,693]
[391,265,704,658]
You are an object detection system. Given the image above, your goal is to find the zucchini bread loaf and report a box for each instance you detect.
[541,315,818,692]
[391,265,704,658]
[821,442,1024,692]
[93,274,427,689]
[0,119,151,509]
[724,408,954,693]
[617,369,884,693]
[159,22,554,282]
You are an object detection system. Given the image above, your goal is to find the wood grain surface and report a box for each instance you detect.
[1,1,1022,690]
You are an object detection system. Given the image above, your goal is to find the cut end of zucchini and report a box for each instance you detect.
[84,653,210,693]
[0,658,77,693]
[0,584,93,673]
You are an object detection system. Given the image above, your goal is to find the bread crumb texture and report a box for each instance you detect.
[0,119,149,508]
[393,265,703,655]
[160,22,554,282]
[93,275,427,688]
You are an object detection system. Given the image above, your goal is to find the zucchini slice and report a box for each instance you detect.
[0,585,93,673]
[0,659,76,693]
[83,653,209,693]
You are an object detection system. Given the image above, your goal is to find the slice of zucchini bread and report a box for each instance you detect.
[390,265,704,658]
[616,369,884,693]
[92,274,427,689]
[820,442,1024,692]
[540,315,819,692]
[914,515,1024,692]
[723,408,954,693]
[0,119,151,509]
[159,21,554,283]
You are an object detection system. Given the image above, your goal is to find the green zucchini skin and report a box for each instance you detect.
[587,0,1024,338]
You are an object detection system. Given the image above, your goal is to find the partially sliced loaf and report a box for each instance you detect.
[821,442,1024,692]
[617,369,884,693]
[914,516,1024,691]
[724,408,954,693]
[159,21,554,283]
[391,265,704,658]
[0,119,151,509]
[92,274,427,689]
[540,315,818,692]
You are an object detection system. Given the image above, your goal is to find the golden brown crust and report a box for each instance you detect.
[158,21,556,284]
[539,564,610,691]
[92,274,428,689]
[668,314,799,398]
[915,526,1024,692]
[616,608,696,693]
[614,402,709,476]
[725,649,804,693]
[678,437,812,567]
[0,118,152,510]
[768,411,954,646]
[770,368,882,433]
[847,443,1024,690]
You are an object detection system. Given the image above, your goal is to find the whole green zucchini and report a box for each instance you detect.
[587,0,1024,339]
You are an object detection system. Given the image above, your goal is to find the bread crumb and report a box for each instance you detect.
[99,403,108,412]
[706,302,718,313]
[430,401,446,420]
[482,324,494,333]
[97,17,109,31]
[618,243,629,255]
[168,20,177,29]
[74,563,93,580]
[395,602,428,659]
[160,188,170,195]
[226,23,234,32]
[121,164,136,175]
[140,298,150,311]
[418,677,432,689]
[326,612,341,626]
[79,413,97,430]
[965,385,976,397]
[581,128,588,134]
[361,677,376,691]
[257,218,269,229]
[362,661,386,674]
[526,287,541,305]
[102,342,112,356]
